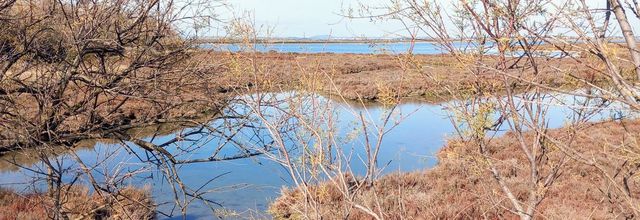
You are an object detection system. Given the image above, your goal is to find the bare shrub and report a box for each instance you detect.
[264,0,640,219]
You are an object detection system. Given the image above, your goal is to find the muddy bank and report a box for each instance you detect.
[269,119,640,219]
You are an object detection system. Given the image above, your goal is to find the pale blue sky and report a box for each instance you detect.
[224,0,404,38]
[217,0,640,38]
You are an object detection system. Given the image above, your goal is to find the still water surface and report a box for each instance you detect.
[206,42,470,54]
[0,92,624,219]
[205,42,576,57]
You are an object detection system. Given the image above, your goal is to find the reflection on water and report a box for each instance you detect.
[0,91,628,219]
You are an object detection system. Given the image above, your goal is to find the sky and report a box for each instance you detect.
[220,0,405,38]
[213,0,640,39]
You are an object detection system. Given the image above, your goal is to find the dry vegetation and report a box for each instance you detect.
[0,185,154,219]
[0,0,229,153]
[270,119,640,219]
[0,0,227,218]
[204,51,614,102]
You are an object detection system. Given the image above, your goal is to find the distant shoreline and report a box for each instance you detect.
[195,38,452,44]
[194,37,630,44]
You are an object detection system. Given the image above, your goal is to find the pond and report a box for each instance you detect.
[0,92,626,219]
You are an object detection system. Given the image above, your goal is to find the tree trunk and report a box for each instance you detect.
[610,0,640,80]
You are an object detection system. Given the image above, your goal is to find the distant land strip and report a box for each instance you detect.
[194,36,631,44]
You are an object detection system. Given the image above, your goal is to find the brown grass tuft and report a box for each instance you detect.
[0,185,155,220]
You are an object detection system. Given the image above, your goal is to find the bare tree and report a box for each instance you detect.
[0,0,257,218]
[344,0,640,219]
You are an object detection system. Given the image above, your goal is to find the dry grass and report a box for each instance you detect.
[269,119,640,219]
[201,51,610,102]
[0,185,155,220]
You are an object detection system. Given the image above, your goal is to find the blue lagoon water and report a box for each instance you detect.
[204,42,477,54]
[0,91,626,219]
